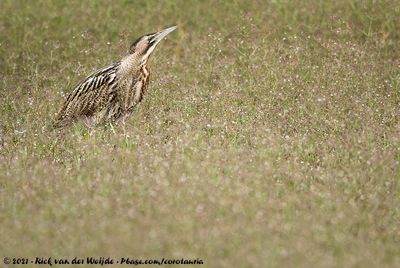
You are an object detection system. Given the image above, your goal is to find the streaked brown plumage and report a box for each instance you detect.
[53,25,177,128]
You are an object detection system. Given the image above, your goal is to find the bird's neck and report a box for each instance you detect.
[118,54,143,77]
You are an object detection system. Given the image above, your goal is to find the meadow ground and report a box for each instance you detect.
[0,0,399,267]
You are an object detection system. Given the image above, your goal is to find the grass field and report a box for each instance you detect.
[1,0,400,267]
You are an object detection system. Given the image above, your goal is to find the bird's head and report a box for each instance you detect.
[129,25,177,63]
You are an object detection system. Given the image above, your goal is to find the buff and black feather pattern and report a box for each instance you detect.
[52,25,176,129]
[53,61,150,128]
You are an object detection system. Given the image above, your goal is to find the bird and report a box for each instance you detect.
[52,25,177,129]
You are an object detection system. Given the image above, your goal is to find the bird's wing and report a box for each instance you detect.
[54,62,121,126]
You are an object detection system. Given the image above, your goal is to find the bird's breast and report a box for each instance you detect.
[121,65,151,111]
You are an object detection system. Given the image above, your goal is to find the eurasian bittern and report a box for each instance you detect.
[53,25,177,129]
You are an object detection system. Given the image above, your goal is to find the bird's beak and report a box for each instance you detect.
[150,25,177,46]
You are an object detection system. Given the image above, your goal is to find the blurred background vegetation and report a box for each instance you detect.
[0,0,399,267]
